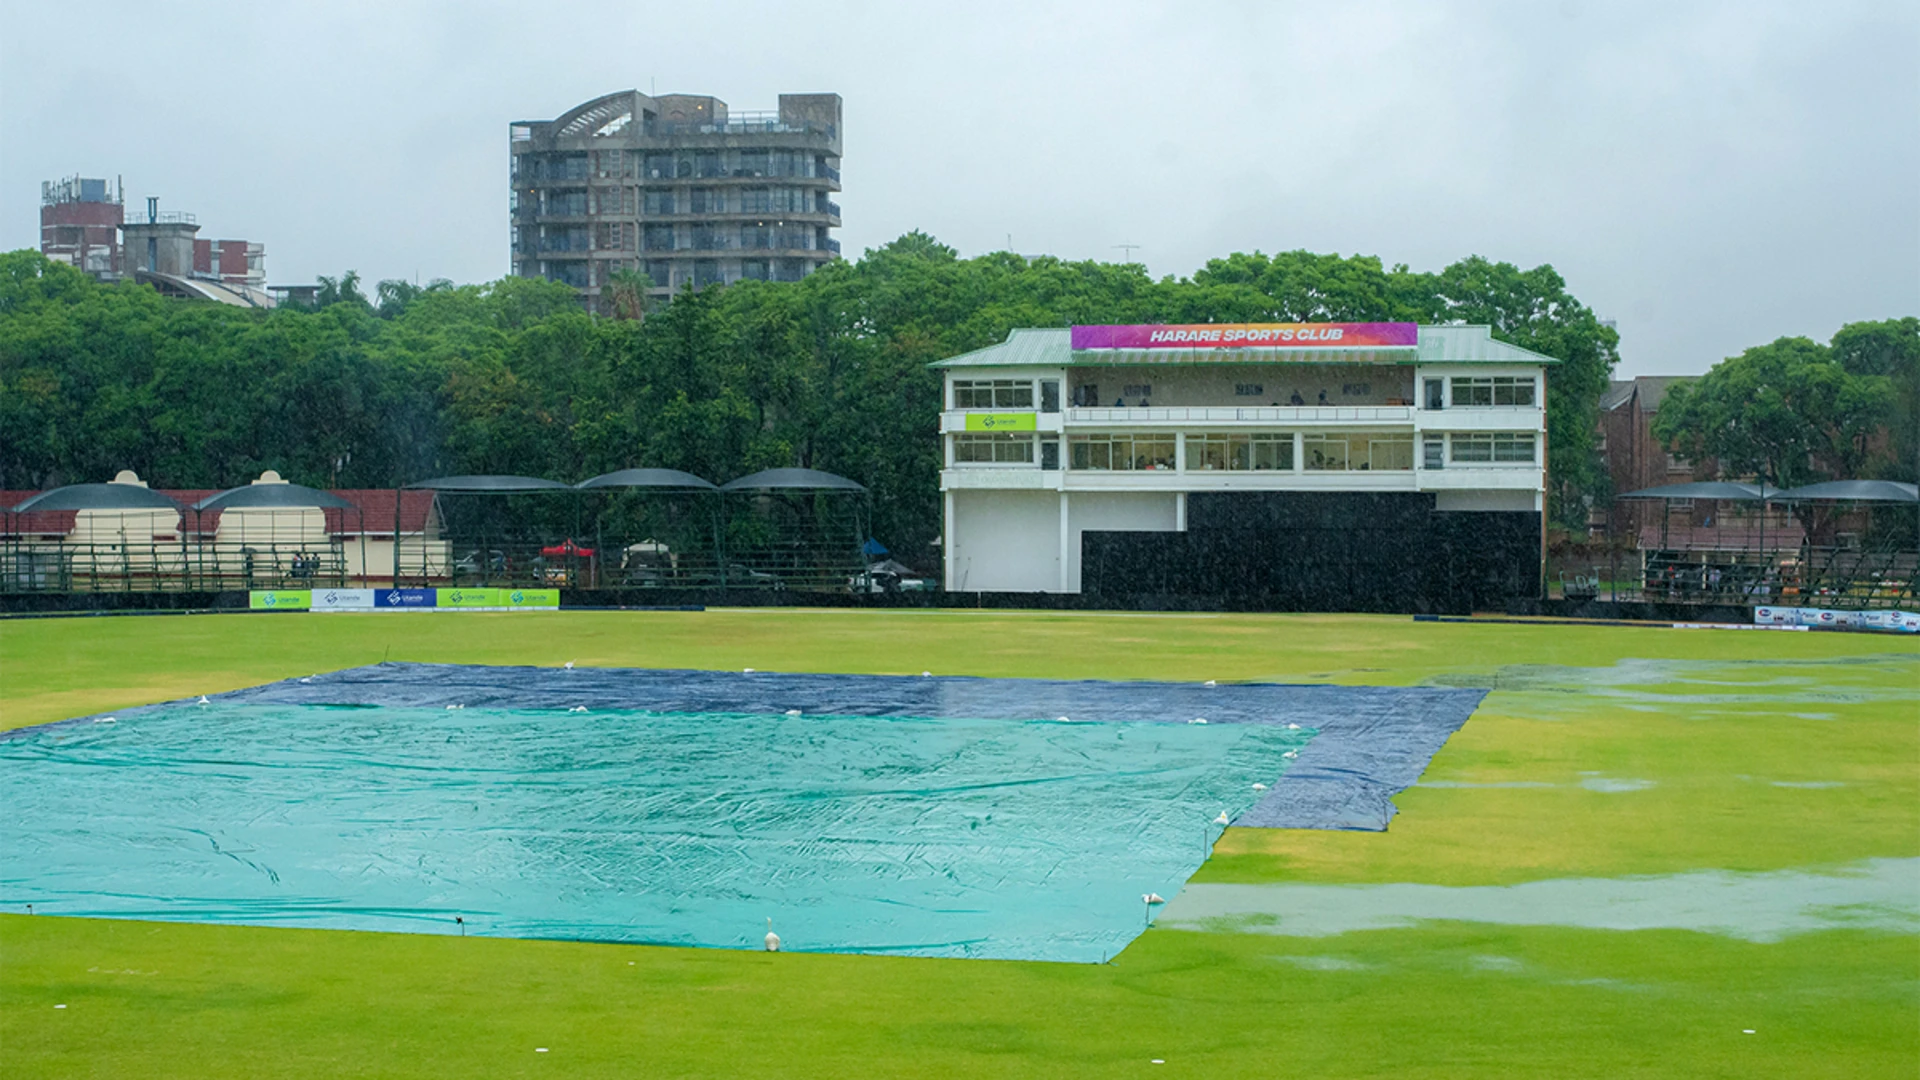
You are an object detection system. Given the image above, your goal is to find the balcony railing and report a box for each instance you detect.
[656,115,837,139]
[1066,405,1415,423]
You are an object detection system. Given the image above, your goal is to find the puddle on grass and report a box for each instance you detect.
[1423,654,1920,720]
[1159,858,1920,942]
[1274,955,1370,971]
[1578,777,1656,793]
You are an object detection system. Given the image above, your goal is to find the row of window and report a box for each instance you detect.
[641,223,830,252]
[955,376,1538,411]
[953,432,1536,469]
[515,149,836,182]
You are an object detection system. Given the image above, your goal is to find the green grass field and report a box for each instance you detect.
[2,610,1916,1078]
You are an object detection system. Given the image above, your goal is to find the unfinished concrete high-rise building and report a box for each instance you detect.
[509,91,842,311]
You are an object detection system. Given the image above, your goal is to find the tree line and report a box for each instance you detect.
[2,234,1629,561]
[1654,318,1918,490]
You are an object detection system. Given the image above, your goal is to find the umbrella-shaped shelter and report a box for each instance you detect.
[3,475,185,593]
[1618,480,1790,602]
[576,469,722,589]
[188,475,364,591]
[720,469,869,592]
[1774,480,1919,503]
[396,475,576,588]
[1773,481,1919,608]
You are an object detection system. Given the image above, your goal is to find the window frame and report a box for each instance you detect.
[952,379,1036,410]
[953,432,1036,465]
[1450,376,1536,407]
[1067,433,1177,471]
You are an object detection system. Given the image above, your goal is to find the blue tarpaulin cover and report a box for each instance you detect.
[1,665,1482,961]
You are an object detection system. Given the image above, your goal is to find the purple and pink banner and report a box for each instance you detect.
[1070,323,1418,350]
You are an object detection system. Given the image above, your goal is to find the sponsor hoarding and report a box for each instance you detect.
[963,413,1038,431]
[502,589,560,608]
[249,590,312,610]
[375,588,436,609]
[1070,322,1419,351]
[311,588,376,611]
[1754,606,1917,633]
[437,588,502,608]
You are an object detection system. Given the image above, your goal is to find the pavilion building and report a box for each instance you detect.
[932,322,1555,612]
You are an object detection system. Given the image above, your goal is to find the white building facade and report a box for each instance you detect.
[934,323,1555,609]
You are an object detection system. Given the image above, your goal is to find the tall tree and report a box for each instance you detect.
[1653,335,1897,488]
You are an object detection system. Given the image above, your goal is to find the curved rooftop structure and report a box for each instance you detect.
[721,468,865,492]
[576,468,720,491]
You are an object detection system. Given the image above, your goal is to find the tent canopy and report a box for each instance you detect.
[192,483,356,511]
[8,483,182,513]
[405,475,573,493]
[721,468,866,493]
[1617,481,1781,501]
[1773,480,1919,503]
[576,468,719,491]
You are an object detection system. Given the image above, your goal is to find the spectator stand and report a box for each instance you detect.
[575,468,723,589]
[395,476,575,588]
[1620,480,1917,608]
[719,468,869,592]
[188,474,363,592]
[2,474,187,594]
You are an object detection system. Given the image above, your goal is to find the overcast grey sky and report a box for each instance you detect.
[3,0,1913,375]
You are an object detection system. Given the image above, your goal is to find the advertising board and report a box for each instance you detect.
[437,588,503,608]
[311,588,376,611]
[249,590,312,610]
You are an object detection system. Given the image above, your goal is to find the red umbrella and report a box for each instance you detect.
[540,538,595,557]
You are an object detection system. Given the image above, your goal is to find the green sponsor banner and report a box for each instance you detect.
[437,587,503,608]
[249,589,311,610]
[963,412,1037,432]
[503,588,560,608]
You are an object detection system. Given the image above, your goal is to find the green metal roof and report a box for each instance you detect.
[929,328,1071,368]
[930,325,1558,368]
[1414,325,1559,365]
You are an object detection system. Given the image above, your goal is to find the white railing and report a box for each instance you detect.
[1066,405,1414,424]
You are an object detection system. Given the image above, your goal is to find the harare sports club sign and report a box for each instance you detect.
[1070,323,1418,350]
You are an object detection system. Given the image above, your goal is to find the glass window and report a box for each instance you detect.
[1450,377,1536,407]
[1493,433,1536,462]
[952,380,1034,409]
[1423,435,1445,470]
[1067,434,1175,470]
[954,433,1034,464]
[1451,433,1493,462]
[1302,433,1413,471]
[1493,377,1536,406]
[1452,378,1493,406]
[1424,379,1445,410]
[1251,434,1293,470]
[1451,432,1535,463]
[1302,435,1350,471]
[1368,435,1415,471]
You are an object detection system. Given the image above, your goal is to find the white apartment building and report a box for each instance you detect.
[933,322,1555,606]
